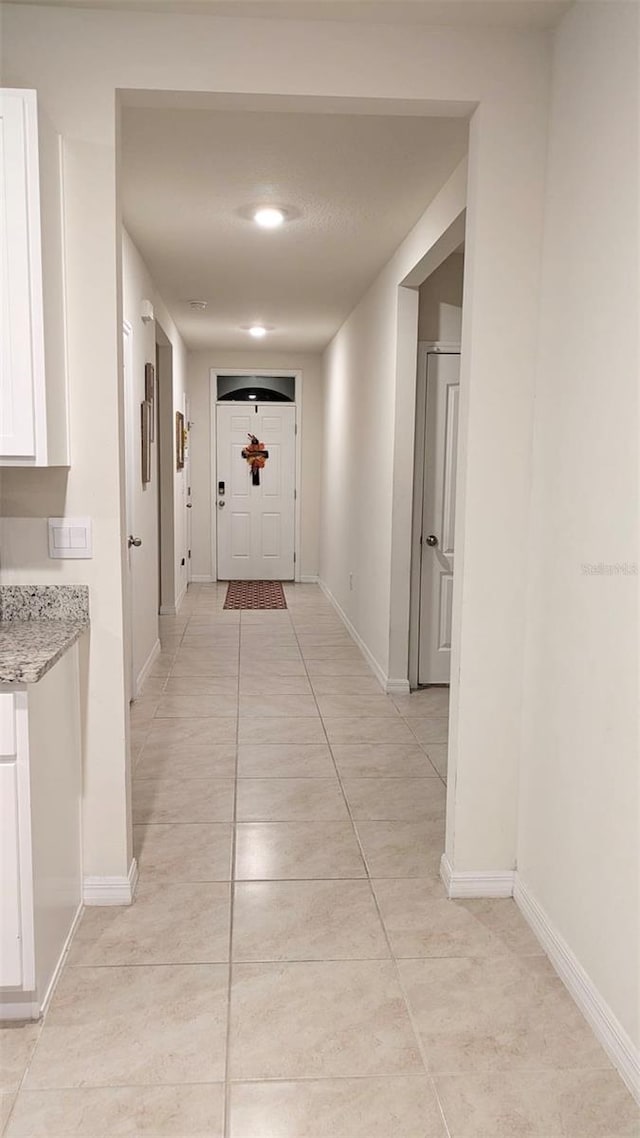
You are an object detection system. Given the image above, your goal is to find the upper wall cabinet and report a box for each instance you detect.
[0,89,69,466]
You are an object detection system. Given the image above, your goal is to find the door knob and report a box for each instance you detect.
[186,503,192,509]
[217,500,226,508]
[424,534,438,547]
[128,535,142,548]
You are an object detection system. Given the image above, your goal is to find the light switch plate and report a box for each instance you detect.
[48,517,93,559]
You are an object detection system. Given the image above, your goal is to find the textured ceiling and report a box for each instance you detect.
[121,107,468,351]
[4,1,572,29]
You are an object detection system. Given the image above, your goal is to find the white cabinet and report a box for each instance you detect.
[0,647,82,1020]
[0,88,69,466]
[0,760,28,988]
[0,689,36,998]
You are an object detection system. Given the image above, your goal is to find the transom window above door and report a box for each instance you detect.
[217,375,295,402]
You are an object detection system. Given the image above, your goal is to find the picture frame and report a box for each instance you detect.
[141,400,152,485]
[144,362,155,441]
[175,410,185,471]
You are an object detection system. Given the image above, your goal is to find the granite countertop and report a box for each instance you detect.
[0,585,90,684]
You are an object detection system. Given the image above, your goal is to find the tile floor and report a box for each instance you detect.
[1,583,638,1136]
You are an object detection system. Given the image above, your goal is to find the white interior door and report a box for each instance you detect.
[418,352,460,684]
[216,403,296,580]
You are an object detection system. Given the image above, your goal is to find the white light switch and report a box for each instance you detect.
[48,517,93,559]
[53,528,70,549]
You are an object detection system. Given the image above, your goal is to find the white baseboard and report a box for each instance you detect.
[190,575,216,583]
[135,638,160,698]
[440,853,515,898]
[84,858,139,906]
[0,902,83,1022]
[300,575,319,584]
[0,1001,41,1022]
[0,998,41,1022]
[437,859,640,1103]
[386,678,411,696]
[159,581,188,617]
[514,877,640,1104]
[316,579,409,695]
[317,579,388,691]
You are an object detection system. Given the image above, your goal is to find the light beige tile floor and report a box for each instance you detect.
[2,581,637,1137]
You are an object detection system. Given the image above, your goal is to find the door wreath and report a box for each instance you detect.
[241,434,269,485]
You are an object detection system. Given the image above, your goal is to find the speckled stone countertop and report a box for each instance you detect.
[0,585,90,684]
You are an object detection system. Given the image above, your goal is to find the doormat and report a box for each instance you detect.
[224,581,288,610]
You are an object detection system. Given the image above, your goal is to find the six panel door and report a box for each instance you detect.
[216,403,296,580]
[418,352,460,685]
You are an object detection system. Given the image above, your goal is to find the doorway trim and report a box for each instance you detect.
[156,327,177,615]
[387,210,466,690]
[208,368,303,583]
[122,318,135,701]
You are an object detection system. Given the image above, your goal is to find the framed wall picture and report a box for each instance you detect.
[141,400,152,484]
[175,410,185,471]
[144,362,155,441]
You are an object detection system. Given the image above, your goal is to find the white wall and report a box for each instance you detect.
[187,350,323,582]
[321,60,550,881]
[0,124,130,880]
[0,1,550,885]
[321,165,467,674]
[519,1,639,1051]
[418,250,464,342]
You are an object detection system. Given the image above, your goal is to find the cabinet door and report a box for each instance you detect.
[0,90,44,459]
[0,762,23,987]
[0,691,34,992]
[0,693,22,986]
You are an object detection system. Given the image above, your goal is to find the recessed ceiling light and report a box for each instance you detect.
[253,207,285,229]
[188,299,208,310]
[248,325,268,338]
[248,393,257,399]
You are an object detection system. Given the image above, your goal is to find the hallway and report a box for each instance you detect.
[2,583,637,1136]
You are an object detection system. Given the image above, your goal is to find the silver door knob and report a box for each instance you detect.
[217,500,225,508]
[425,535,438,547]
[128,535,142,548]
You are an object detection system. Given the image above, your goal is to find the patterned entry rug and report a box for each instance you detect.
[224,580,288,610]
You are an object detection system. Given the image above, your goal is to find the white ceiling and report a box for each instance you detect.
[4,1,572,30]
[121,107,468,351]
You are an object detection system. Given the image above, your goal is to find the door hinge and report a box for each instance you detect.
[293,553,296,563]
[295,423,298,435]
[188,550,191,559]
[294,489,297,500]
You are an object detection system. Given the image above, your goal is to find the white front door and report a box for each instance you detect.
[216,403,296,580]
[418,351,460,684]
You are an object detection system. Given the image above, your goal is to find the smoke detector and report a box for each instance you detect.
[188,300,208,311]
